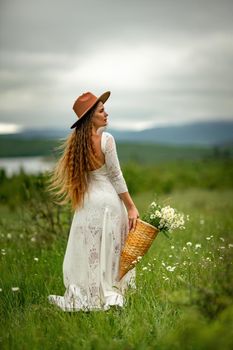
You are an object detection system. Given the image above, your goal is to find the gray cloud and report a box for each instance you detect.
[0,0,233,131]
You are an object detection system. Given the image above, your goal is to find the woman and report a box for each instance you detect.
[48,90,139,312]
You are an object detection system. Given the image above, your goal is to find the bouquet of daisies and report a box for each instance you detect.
[118,197,189,280]
[141,200,189,239]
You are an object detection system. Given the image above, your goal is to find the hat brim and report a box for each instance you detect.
[70,91,111,129]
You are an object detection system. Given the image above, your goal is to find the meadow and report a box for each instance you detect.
[0,155,233,349]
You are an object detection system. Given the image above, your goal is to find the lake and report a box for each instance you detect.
[0,156,55,176]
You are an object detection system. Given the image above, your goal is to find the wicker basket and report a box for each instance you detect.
[118,218,160,281]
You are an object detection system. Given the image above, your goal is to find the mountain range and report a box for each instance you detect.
[2,120,233,146]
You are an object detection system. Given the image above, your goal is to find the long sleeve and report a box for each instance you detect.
[104,132,128,194]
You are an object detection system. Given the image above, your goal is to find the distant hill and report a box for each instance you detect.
[111,121,233,146]
[1,120,233,146]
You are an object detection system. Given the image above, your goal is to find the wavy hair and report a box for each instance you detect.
[47,104,103,210]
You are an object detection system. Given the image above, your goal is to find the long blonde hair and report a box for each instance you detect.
[47,104,103,210]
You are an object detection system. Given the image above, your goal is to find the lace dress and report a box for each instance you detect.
[48,131,136,312]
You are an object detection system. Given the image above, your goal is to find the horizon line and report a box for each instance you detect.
[0,118,233,135]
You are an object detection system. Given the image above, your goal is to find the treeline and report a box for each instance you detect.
[0,137,233,164]
[0,138,58,158]
[0,158,232,210]
[124,158,233,194]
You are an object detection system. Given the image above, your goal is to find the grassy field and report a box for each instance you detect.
[0,161,233,349]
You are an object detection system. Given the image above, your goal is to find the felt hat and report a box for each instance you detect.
[71,91,111,129]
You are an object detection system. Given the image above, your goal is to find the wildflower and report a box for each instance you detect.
[200,219,205,225]
[219,237,225,242]
[171,245,175,249]
[206,257,211,261]
[148,263,151,266]
[219,257,223,260]
[228,244,233,248]
[34,257,39,261]
[219,246,225,249]
[182,247,187,251]
[186,242,192,246]
[11,287,19,292]
[0,288,2,292]
[162,262,166,266]
[31,237,36,242]
[206,237,212,240]
[1,248,6,255]
[7,233,12,239]
[166,265,176,272]
[169,255,173,258]
[195,244,201,249]
[137,256,142,261]
[142,266,148,271]
[183,261,187,265]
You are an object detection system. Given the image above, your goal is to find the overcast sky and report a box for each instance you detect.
[0,0,233,133]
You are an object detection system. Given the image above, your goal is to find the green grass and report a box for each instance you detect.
[0,188,233,349]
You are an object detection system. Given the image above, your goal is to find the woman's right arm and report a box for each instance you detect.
[104,132,139,230]
[118,192,139,231]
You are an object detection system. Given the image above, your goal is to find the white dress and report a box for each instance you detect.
[48,131,136,312]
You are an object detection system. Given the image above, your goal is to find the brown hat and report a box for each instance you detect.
[71,91,111,129]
